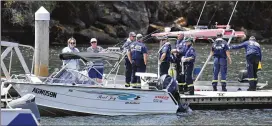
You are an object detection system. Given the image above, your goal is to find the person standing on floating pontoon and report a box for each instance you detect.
[210,33,232,91]
[122,32,136,87]
[62,37,80,70]
[127,34,148,87]
[230,36,262,91]
[171,34,187,93]
[159,36,172,76]
[87,38,104,83]
[181,38,196,95]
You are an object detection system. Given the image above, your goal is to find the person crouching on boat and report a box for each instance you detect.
[62,37,80,70]
[210,33,232,91]
[127,34,148,87]
[181,38,196,95]
[87,38,104,83]
[122,32,136,87]
[159,36,172,76]
[158,74,191,113]
[229,36,262,91]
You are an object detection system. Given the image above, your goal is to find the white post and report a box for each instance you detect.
[34,6,50,77]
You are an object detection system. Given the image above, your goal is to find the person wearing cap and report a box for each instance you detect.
[210,33,232,91]
[230,36,262,91]
[181,37,196,95]
[171,35,187,93]
[62,37,80,70]
[87,38,104,83]
[122,32,136,86]
[159,36,172,76]
[127,33,148,87]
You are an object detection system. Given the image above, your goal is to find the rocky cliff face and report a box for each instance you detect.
[1,1,272,45]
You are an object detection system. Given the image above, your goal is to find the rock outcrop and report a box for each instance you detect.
[1,1,272,45]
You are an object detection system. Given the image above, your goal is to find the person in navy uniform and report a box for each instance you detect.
[171,34,187,93]
[122,32,136,87]
[175,33,185,49]
[230,36,262,91]
[210,33,232,91]
[127,34,148,87]
[181,37,196,95]
[159,36,172,76]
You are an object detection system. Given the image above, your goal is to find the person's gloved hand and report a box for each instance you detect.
[181,57,187,62]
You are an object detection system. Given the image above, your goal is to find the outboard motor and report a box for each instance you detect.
[157,74,191,113]
[238,69,248,82]
[8,94,40,122]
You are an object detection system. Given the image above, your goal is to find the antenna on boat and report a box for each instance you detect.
[196,1,207,27]
[227,1,238,28]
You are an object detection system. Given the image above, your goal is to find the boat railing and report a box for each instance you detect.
[1,41,35,80]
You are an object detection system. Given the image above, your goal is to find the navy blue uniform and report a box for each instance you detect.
[129,41,148,85]
[176,40,187,92]
[211,38,230,91]
[230,40,262,90]
[159,42,172,76]
[122,38,134,84]
[179,44,196,95]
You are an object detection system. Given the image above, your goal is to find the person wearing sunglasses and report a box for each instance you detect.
[87,38,104,83]
[62,37,80,70]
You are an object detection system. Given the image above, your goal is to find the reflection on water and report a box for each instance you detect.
[41,109,272,125]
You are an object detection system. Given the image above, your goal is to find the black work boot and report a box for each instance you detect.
[213,86,217,91]
[178,85,184,94]
[248,86,257,91]
[125,83,130,87]
[185,87,194,95]
[222,85,227,92]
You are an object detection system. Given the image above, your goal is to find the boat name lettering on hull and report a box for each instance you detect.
[32,88,57,98]
[125,101,140,104]
[97,95,116,101]
[155,96,169,100]
[153,99,163,103]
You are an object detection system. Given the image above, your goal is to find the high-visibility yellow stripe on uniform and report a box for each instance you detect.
[130,83,141,86]
[221,80,226,82]
[248,78,255,81]
[212,80,218,82]
[187,84,194,87]
[178,83,186,86]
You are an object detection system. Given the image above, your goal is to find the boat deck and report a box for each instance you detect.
[180,90,272,110]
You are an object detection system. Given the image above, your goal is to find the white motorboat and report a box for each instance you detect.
[3,47,190,116]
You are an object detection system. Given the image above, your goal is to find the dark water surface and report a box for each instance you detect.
[2,43,272,125]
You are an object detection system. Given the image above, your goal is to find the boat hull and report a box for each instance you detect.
[11,83,178,116]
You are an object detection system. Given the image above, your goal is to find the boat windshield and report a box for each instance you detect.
[45,69,95,85]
